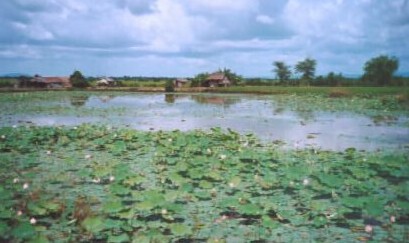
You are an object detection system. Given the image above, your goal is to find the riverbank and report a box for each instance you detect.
[1,86,408,97]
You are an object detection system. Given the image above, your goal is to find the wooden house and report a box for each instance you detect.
[96,77,117,87]
[204,72,231,87]
[23,75,71,88]
[173,78,188,88]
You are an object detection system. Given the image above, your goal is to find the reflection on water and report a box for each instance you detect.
[70,95,89,107]
[190,95,240,107]
[5,93,409,151]
[164,94,175,104]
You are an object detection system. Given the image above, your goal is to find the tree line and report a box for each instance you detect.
[33,54,407,88]
[272,55,403,86]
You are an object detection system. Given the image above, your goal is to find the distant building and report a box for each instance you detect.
[96,77,118,87]
[20,75,71,88]
[173,78,189,88]
[204,72,231,87]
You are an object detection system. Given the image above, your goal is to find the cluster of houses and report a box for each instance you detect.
[18,75,119,88]
[174,71,231,88]
[16,71,231,89]
[18,75,72,89]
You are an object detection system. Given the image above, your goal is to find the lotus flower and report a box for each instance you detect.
[30,217,36,224]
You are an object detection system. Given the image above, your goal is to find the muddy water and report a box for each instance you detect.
[5,93,409,151]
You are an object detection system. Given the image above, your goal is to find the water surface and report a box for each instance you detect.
[2,92,408,151]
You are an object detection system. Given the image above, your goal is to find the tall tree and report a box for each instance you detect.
[295,58,316,84]
[222,68,242,85]
[191,72,208,87]
[362,55,399,86]
[69,70,88,88]
[272,61,292,85]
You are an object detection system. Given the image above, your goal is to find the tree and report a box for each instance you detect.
[295,58,316,85]
[221,68,242,85]
[272,61,292,85]
[362,55,399,86]
[165,80,175,92]
[191,72,209,87]
[69,70,88,88]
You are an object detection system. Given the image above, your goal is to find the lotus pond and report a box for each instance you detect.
[0,91,408,242]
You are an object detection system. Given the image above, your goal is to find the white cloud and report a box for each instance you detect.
[0,0,408,76]
[256,15,275,25]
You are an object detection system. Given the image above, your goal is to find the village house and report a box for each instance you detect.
[204,72,231,87]
[96,77,118,87]
[19,75,71,88]
[173,78,188,88]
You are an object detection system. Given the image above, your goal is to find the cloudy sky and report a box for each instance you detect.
[0,0,408,77]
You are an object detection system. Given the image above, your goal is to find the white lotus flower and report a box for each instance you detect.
[206,148,212,153]
[85,154,92,159]
[220,154,227,160]
[92,178,101,183]
[303,178,310,186]
[161,209,168,215]
[1,135,5,139]
[168,138,172,142]
[46,150,52,155]
[12,125,17,128]
[390,216,396,223]
[17,210,22,216]
[13,178,19,183]
[109,176,115,182]
[228,182,235,188]
[23,183,29,190]
[365,224,373,233]
[30,217,36,224]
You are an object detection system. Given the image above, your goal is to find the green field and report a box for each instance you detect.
[213,86,409,97]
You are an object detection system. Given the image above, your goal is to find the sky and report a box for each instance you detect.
[0,0,408,78]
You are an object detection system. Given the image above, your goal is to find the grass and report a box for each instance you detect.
[213,86,409,96]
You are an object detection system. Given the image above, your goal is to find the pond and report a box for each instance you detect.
[1,92,408,151]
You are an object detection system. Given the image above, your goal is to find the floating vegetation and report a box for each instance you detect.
[0,125,408,242]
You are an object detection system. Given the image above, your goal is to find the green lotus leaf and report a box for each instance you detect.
[123,175,145,187]
[0,206,13,219]
[108,233,130,243]
[237,204,262,216]
[341,196,366,208]
[195,191,212,200]
[135,200,156,211]
[104,219,124,229]
[317,174,344,188]
[103,200,123,214]
[168,172,186,186]
[313,215,327,228]
[169,223,192,236]
[110,184,131,196]
[0,221,10,237]
[12,222,36,239]
[261,215,279,229]
[199,180,213,189]
[81,216,105,234]
[28,234,50,243]
[27,202,47,216]
[364,200,384,217]
[218,197,241,209]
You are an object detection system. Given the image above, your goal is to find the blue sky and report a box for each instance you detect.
[0,0,408,77]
